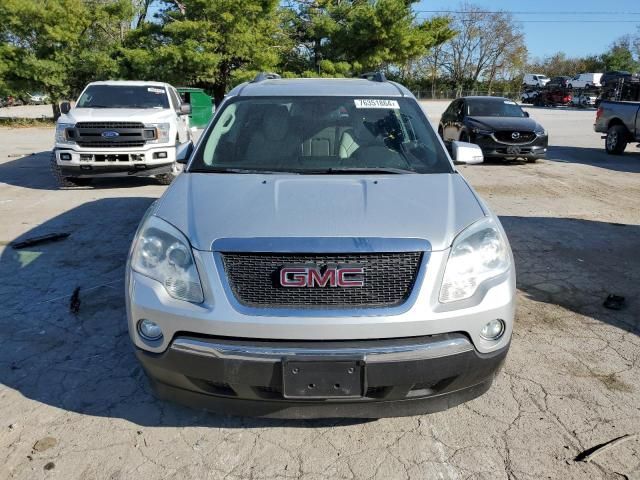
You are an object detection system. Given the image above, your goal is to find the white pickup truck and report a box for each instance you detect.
[52,80,192,187]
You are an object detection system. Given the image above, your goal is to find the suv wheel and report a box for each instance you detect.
[49,152,93,188]
[605,125,628,155]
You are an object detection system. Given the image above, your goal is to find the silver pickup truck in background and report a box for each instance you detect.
[594,100,640,154]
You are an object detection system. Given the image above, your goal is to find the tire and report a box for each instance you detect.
[49,152,93,188]
[527,158,538,163]
[605,125,628,155]
[568,84,573,89]
[155,136,183,185]
[459,132,469,143]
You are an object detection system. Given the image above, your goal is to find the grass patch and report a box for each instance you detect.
[0,117,55,128]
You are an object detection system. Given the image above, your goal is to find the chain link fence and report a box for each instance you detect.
[413,89,523,101]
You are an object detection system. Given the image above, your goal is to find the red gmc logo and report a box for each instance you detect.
[279,265,364,288]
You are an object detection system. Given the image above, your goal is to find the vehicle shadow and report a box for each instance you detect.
[0,198,371,428]
[501,216,639,337]
[0,151,165,190]
[1,203,637,427]
[546,145,640,173]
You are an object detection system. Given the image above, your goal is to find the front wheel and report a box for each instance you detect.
[49,152,93,188]
[605,125,628,155]
[155,161,183,185]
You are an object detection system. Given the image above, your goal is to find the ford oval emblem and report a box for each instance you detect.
[101,130,119,138]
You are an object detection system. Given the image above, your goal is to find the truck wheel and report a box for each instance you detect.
[156,137,183,185]
[156,162,182,185]
[605,125,628,155]
[49,152,93,188]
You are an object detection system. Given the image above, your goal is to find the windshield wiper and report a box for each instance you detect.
[308,167,416,174]
[189,167,300,174]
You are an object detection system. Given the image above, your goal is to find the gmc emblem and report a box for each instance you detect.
[279,265,364,288]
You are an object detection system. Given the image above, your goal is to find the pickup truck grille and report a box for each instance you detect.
[72,122,154,148]
[221,252,423,309]
[494,131,537,144]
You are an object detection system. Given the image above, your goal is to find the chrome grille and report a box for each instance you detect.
[494,131,537,144]
[221,252,423,309]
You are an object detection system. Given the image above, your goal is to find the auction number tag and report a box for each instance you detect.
[354,99,400,109]
[147,87,165,94]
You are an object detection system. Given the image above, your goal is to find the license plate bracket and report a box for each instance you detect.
[282,359,365,399]
[506,145,521,155]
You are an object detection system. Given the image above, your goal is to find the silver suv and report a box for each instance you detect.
[126,73,516,418]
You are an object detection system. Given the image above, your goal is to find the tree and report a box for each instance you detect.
[436,3,527,95]
[0,0,134,115]
[121,0,284,105]
[281,0,454,78]
[601,37,639,72]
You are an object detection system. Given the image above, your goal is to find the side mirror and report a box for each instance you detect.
[451,141,484,165]
[523,111,530,117]
[179,103,192,115]
[60,101,71,114]
[176,140,194,164]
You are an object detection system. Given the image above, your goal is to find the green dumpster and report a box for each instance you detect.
[177,87,213,128]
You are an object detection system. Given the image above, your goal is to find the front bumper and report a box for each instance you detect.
[54,145,176,178]
[136,333,509,418]
[471,133,548,159]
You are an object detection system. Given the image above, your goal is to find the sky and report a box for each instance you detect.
[414,0,640,59]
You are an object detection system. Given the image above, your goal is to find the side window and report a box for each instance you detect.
[168,88,182,111]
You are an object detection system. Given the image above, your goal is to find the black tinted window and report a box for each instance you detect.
[191,96,452,174]
[466,99,525,118]
[77,85,170,109]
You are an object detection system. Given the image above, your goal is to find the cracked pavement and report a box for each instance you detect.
[1,103,639,479]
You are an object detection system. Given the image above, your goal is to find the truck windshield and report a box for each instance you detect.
[190,96,452,174]
[76,85,170,109]
[467,99,526,118]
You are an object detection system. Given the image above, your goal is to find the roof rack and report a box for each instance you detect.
[251,72,281,83]
[359,71,387,83]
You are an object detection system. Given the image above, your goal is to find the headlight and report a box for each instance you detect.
[131,216,204,303]
[471,126,493,135]
[439,217,510,303]
[55,123,75,144]
[535,128,547,136]
[146,123,171,144]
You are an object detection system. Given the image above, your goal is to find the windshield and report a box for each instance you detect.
[190,96,452,174]
[466,99,526,118]
[76,85,169,109]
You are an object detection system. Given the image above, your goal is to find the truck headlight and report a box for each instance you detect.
[55,123,75,145]
[146,123,171,144]
[439,217,510,303]
[131,216,204,303]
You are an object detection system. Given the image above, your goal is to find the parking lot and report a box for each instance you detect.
[0,101,639,479]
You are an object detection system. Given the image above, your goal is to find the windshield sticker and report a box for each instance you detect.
[354,99,400,109]
[504,100,517,105]
[147,87,165,94]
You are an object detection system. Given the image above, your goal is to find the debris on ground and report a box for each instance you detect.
[603,294,626,310]
[32,437,57,453]
[11,232,70,249]
[575,433,638,462]
[43,462,55,471]
[69,287,81,314]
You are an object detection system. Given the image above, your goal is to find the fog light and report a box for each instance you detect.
[480,319,505,341]
[153,151,168,159]
[60,152,72,161]
[138,319,163,341]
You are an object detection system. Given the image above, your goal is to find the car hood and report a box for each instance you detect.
[59,108,175,124]
[154,173,486,252]
[467,116,540,131]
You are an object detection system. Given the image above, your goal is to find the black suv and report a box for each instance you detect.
[547,76,571,89]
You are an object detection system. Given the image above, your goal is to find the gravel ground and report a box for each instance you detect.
[0,102,639,480]
[0,104,54,119]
